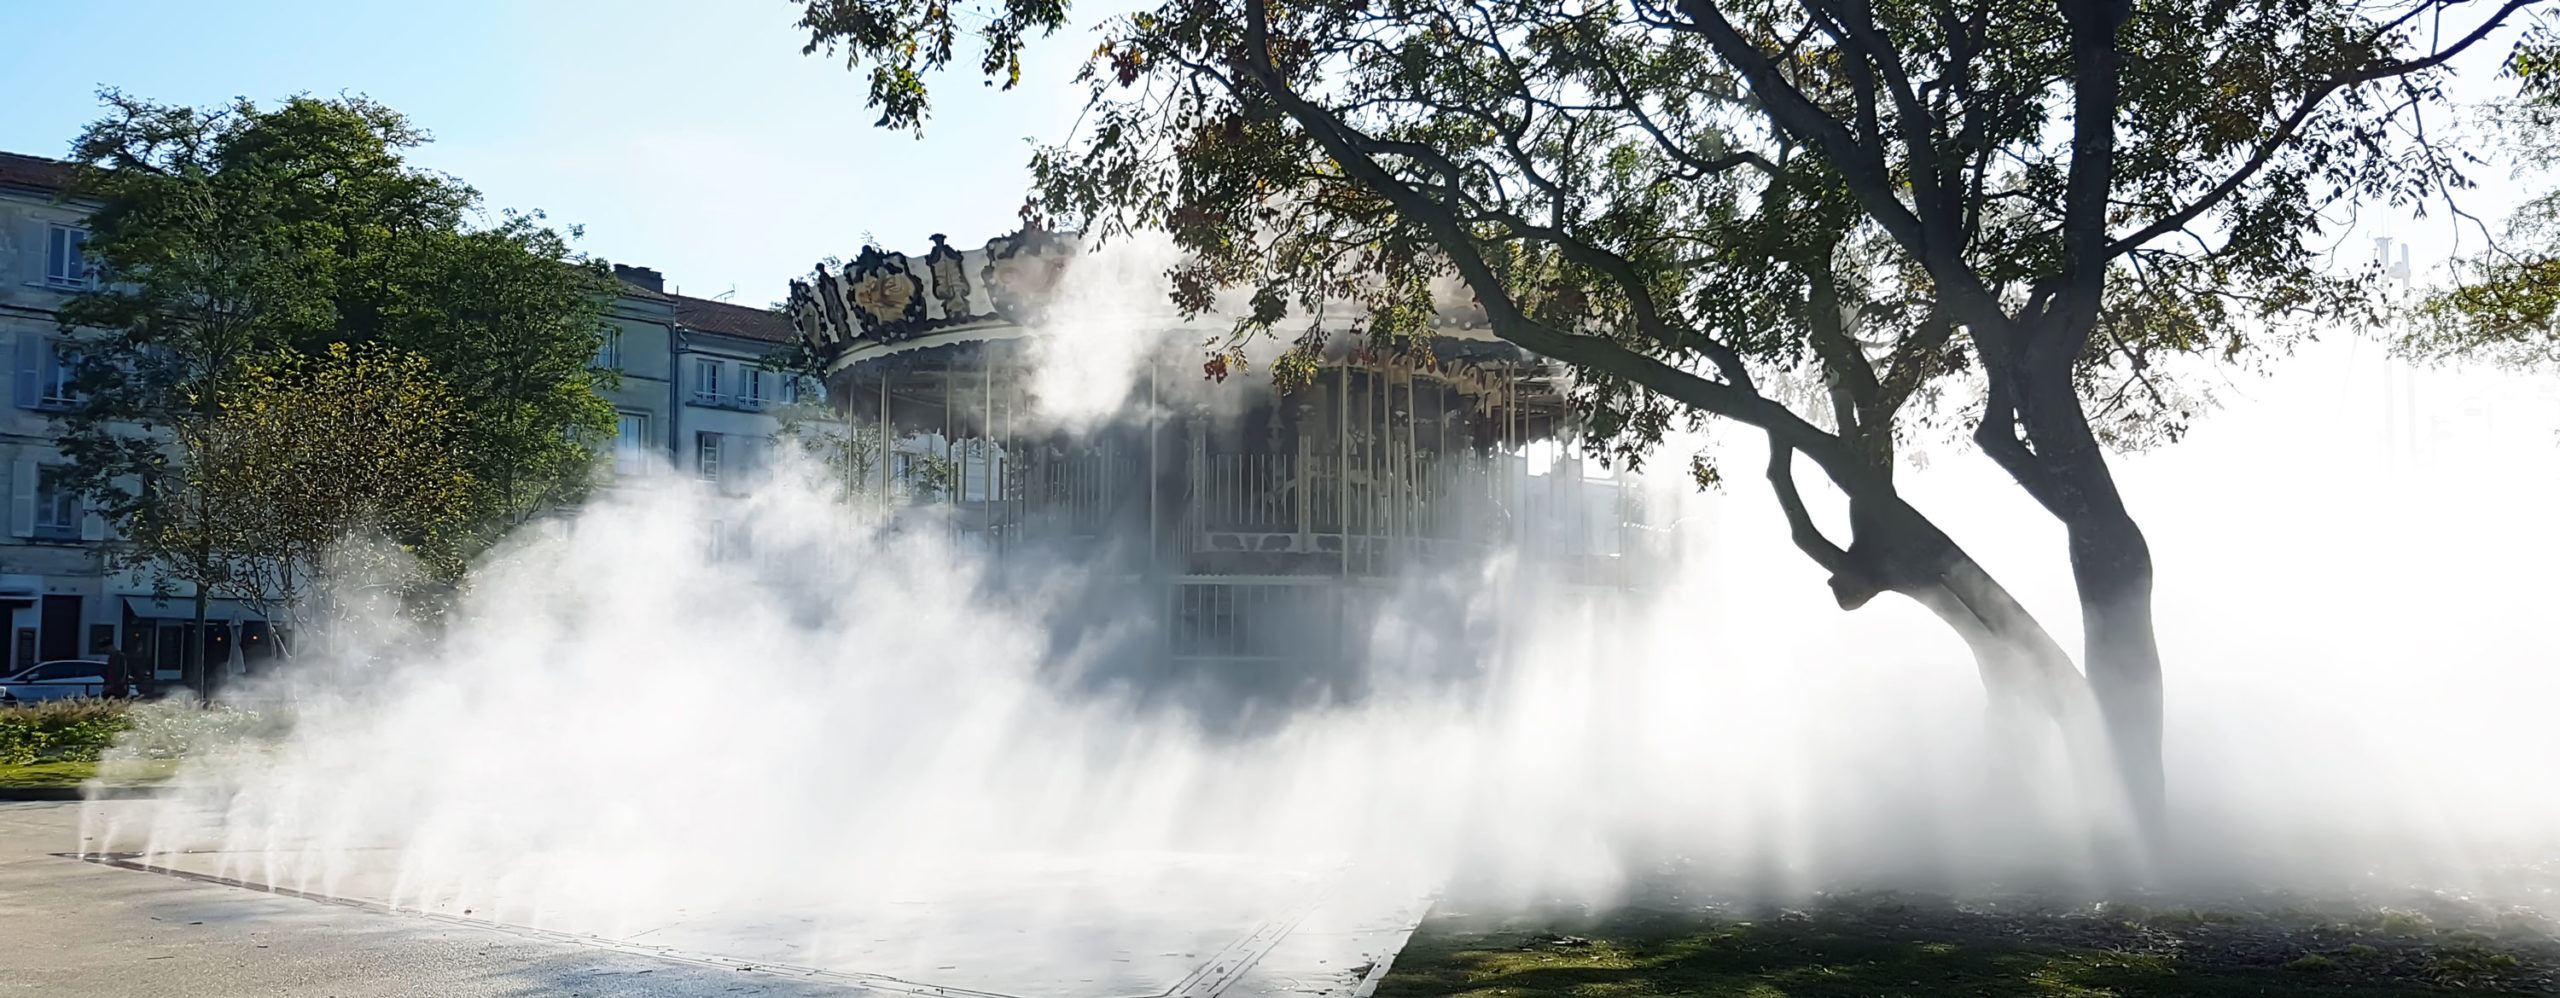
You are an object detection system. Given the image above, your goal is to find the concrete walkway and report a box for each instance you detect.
[0,801,1423,997]
[1,801,859,996]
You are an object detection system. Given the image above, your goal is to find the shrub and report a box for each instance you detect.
[114,700,285,759]
[0,699,134,765]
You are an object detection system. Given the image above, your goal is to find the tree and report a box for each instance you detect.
[763,338,961,503]
[155,344,476,662]
[2406,15,2560,365]
[762,338,881,498]
[370,215,621,533]
[109,344,470,692]
[54,93,617,686]
[794,0,2536,836]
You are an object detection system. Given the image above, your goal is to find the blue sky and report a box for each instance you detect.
[3,1,2537,304]
[1,0,1129,306]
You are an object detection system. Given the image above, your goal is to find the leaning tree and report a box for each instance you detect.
[792,0,2538,833]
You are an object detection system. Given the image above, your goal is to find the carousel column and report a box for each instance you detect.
[877,366,893,504]
[942,363,958,548]
[1293,403,1313,543]
[1341,363,1361,575]
[1401,374,1418,549]
[1185,405,1209,557]
[1147,360,1160,571]
[1146,360,1167,674]
[983,354,995,549]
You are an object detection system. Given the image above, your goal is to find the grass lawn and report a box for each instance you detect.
[0,758,183,788]
[1380,894,2560,998]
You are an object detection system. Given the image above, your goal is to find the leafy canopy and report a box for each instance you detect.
[56,92,618,569]
[800,0,2524,496]
[795,0,1072,129]
[2406,13,2560,366]
[164,343,478,642]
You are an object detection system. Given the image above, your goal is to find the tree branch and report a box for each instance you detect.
[2105,0,2537,258]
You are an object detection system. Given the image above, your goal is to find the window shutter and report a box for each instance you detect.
[9,460,35,538]
[14,336,41,410]
[79,491,104,541]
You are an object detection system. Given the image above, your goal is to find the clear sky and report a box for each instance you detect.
[2,1,2537,306]
[1,0,1131,307]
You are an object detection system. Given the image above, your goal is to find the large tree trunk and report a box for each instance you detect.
[1980,341,2169,840]
[1765,440,2107,780]
[2065,503,2163,840]
[1906,553,2094,727]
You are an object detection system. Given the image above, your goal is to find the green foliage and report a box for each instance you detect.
[176,343,479,639]
[762,340,895,499]
[0,759,184,788]
[761,340,974,504]
[792,0,1071,130]
[803,0,2502,485]
[112,700,283,760]
[770,394,889,497]
[2407,13,2560,369]
[0,700,132,765]
[0,700,280,768]
[53,92,616,601]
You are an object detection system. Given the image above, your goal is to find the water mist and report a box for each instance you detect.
[78,246,2560,990]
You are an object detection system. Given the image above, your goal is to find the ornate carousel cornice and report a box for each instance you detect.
[790,229,1536,380]
[789,228,1083,368]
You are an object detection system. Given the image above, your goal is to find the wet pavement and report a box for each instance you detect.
[2,800,1426,997]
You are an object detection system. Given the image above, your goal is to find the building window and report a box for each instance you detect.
[45,226,90,289]
[33,467,81,540]
[38,343,75,408]
[693,358,723,404]
[15,337,79,411]
[594,329,622,370]
[745,367,768,409]
[614,412,650,475]
[696,431,722,482]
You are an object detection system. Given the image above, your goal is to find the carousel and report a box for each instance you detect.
[787,230,1660,677]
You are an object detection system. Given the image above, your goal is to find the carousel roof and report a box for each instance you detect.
[788,230,1512,376]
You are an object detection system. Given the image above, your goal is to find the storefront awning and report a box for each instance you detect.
[122,597,265,622]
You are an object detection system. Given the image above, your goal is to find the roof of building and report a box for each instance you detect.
[612,277,672,303]
[673,293,794,344]
[0,151,77,194]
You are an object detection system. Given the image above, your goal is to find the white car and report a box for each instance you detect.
[0,660,130,702]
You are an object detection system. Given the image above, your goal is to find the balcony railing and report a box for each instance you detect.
[688,391,768,412]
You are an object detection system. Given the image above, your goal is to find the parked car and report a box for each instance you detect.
[0,660,133,702]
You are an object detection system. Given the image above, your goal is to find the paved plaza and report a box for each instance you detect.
[1,800,1426,997]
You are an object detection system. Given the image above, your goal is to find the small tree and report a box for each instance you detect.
[199,344,476,657]
[763,340,880,498]
[761,341,962,503]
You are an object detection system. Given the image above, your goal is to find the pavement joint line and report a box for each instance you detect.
[60,850,1312,998]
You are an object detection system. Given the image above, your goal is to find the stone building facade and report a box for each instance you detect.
[0,148,803,683]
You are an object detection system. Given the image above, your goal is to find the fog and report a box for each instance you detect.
[78,252,2560,982]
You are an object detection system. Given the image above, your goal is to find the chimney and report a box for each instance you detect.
[613,264,665,293]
